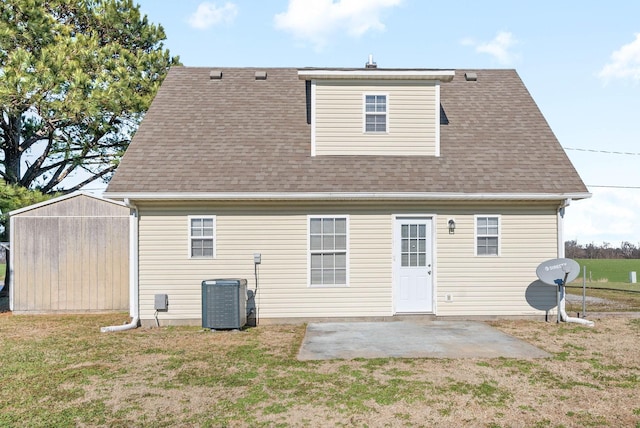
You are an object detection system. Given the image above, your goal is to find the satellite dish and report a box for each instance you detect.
[536,258,580,286]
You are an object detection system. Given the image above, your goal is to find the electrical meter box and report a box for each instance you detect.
[201,279,248,330]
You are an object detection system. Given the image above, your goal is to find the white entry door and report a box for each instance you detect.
[394,217,434,313]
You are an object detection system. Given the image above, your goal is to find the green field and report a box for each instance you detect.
[574,258,640,283]
[0,263,4,281]
[564,259,640,312]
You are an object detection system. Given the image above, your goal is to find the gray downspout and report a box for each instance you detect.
[101,199,140,332]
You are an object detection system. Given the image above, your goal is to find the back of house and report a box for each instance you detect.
[105,63,589,326]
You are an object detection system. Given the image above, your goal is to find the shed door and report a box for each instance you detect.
[394,217,433,313]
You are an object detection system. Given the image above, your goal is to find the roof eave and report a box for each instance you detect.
[103,191,593,202]
[297,69,456,81]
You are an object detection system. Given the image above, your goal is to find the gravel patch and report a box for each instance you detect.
[565,293,615,305]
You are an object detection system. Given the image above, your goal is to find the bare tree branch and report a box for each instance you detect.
[61,164,118,194]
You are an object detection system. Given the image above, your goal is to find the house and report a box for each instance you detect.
[8,192,130,314]
[104,64,590,326]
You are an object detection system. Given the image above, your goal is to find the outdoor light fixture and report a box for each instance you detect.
[448,219,456,234]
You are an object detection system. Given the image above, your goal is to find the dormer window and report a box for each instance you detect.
[299,69,454,156]
[364,94,387,133]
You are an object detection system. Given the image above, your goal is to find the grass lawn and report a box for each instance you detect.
[1,313,639,427]
[2,258,638,425]
[0,263,4,281]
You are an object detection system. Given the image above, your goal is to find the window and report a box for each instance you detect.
[401,223,427,267]
[476,216,500,256]
[189,216,215,258]
[309,216,348,286]
[364,94,387,132]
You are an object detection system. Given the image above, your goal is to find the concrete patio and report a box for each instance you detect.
[298,320,550,360]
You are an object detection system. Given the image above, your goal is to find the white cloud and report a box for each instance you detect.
[188,2,238,30]
[598,34,640,83]
[462,31,519,65]
[564,188,640,246]
[274,0,402,50]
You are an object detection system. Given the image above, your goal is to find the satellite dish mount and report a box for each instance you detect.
[536,258,594,327]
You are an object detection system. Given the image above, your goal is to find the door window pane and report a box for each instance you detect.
[400,222,428,267]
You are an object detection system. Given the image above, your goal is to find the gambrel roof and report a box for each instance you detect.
[106,66,589,201]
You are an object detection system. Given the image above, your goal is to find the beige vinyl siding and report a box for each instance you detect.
[138,203,393,323]
[436,206,559,316]
[137,202,560,324]
[12,197,129,313]
[314,80,438,156]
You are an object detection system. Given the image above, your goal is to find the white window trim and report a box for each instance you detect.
[474,214,501,257]
[307,214,350,287]
[188,215,216,259]
[362,93,389,134]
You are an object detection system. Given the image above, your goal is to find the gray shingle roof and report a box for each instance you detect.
[106,66,588,199]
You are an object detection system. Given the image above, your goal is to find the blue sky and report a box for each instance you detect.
[133,0,640,246]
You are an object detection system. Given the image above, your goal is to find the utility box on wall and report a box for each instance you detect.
[201,279,247,330]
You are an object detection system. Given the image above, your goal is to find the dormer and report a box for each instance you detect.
[298,66,454,157]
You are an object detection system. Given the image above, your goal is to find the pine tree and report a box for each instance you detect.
[0,181,52,296]
[0,0,179,193]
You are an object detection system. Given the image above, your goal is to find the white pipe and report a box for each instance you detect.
[556,200,566,323]
[559,286,594,327]
[555,203,594,327]
[100,317,139,333]
[8,215,14,311]
[100,199,140,332]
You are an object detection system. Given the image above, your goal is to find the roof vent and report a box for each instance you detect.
[255,71,267,80]
[464,72,477,81]
[365,54,377,69]
[210,70,222,79]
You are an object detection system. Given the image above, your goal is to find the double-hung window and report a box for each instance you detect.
[309,216,348,286]
[189,216,215,258]
[476,215,500,256]
[364,94,387,132]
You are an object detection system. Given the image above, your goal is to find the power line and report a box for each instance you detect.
[587,185,640,190]
[564,147,640,189]
[564,147,640,156]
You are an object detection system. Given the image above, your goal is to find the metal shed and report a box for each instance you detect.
[9,192,130,314]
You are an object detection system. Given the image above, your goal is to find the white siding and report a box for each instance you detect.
[137,202,560,324]
[314,80,438,156]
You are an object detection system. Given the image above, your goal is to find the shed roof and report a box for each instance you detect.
[9,192,128,217]
[106,67,589,201]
